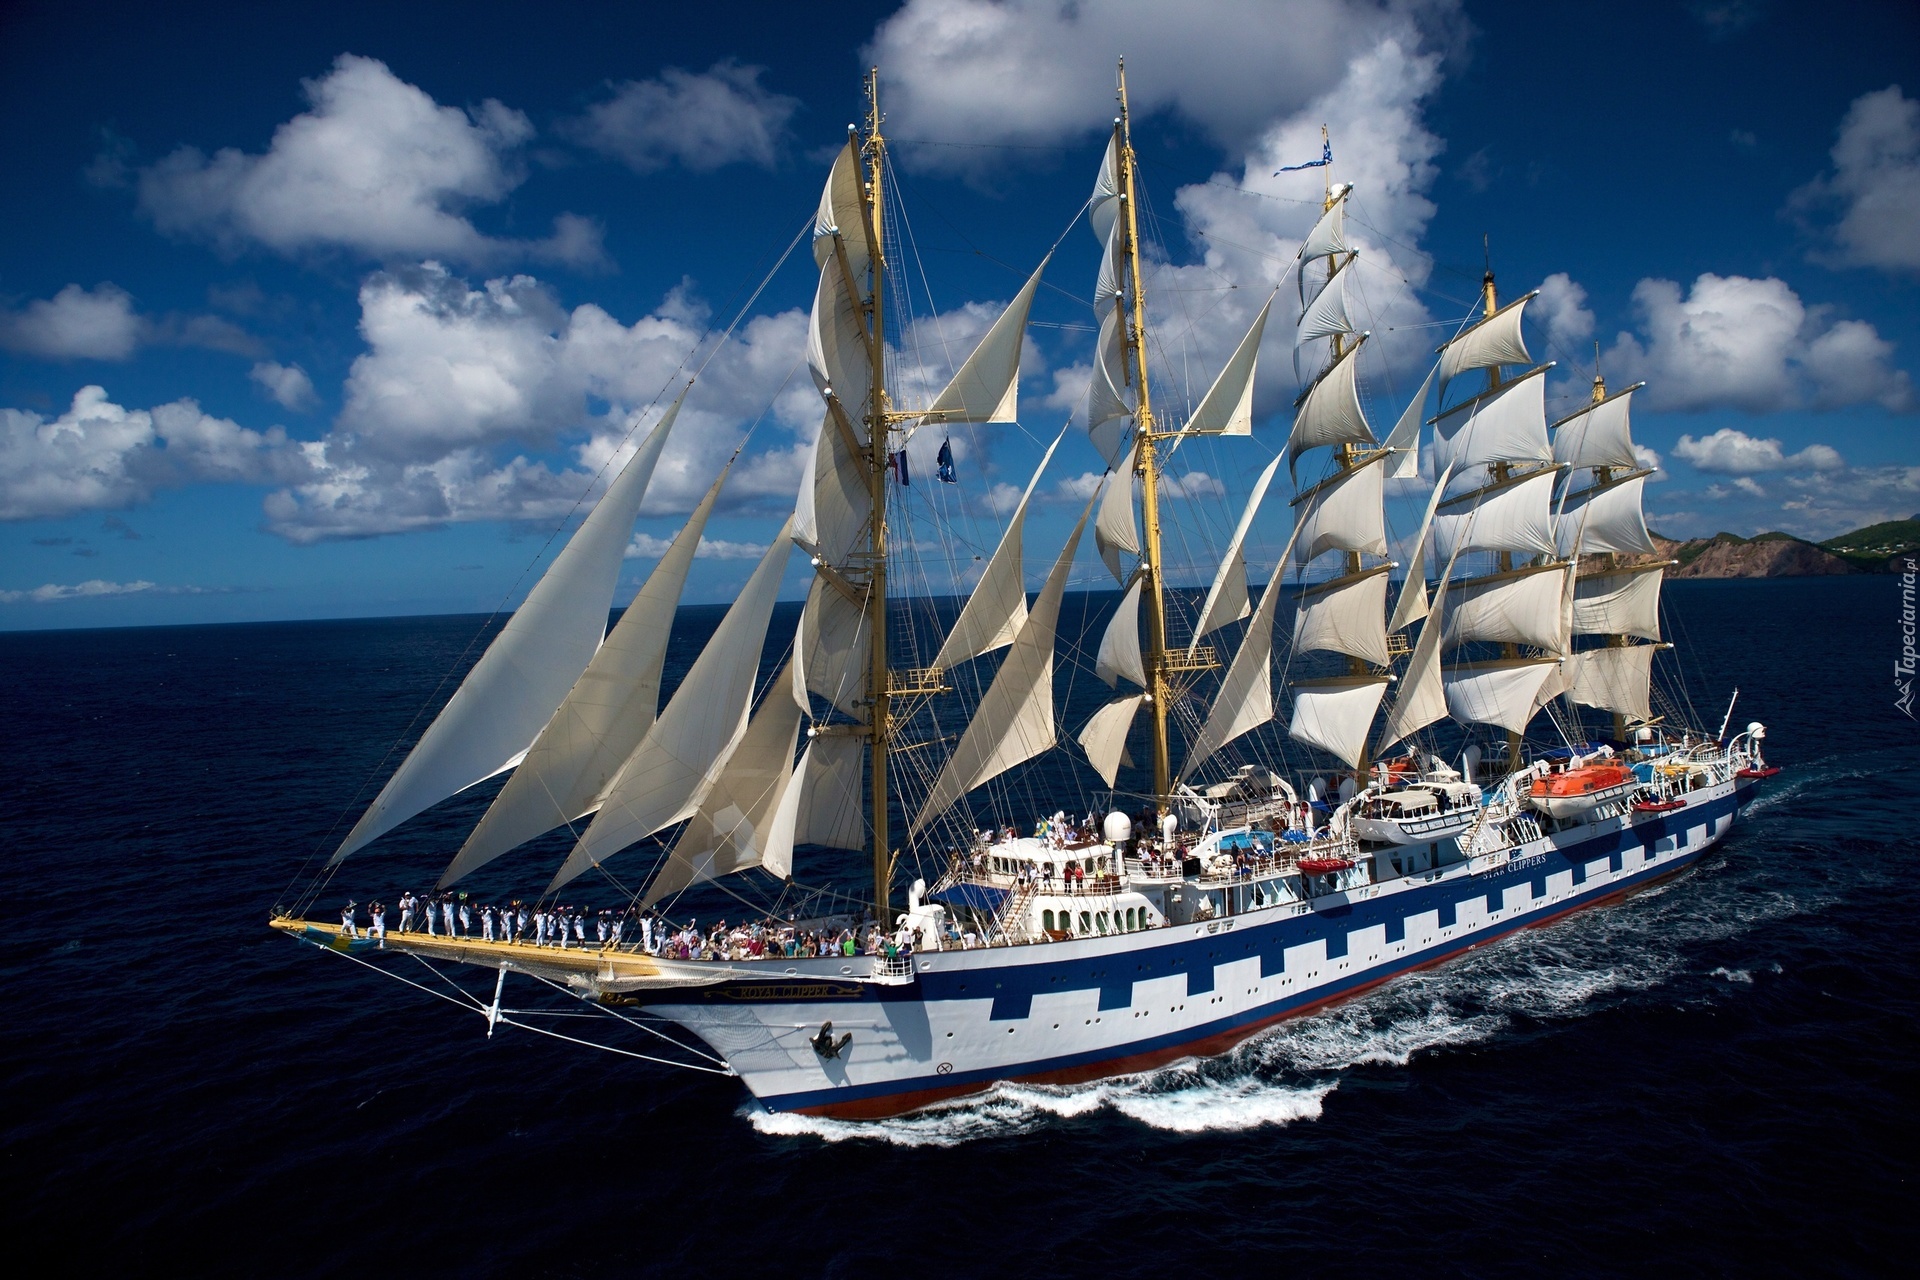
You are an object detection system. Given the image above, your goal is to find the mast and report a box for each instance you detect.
[1114,62,1175,805]
[861,69,893,928]
[1478,257,1525,769]
[1589,356,1628,745]
[1326,137,1371,789]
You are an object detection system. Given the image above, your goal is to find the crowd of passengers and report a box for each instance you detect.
[331,895,1006,959]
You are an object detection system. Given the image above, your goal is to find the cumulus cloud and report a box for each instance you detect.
[1671,427,1843,474]
[259,263,818,542]
[1039,23,1450,462]
[1604,272,1913,413]
[136,54,603,268]
[626,531,770,560]
[1533,271,1594,355]
[1791,85,1920,274]
[567,61,798,173]
[0,385,303,520]
[868,0,1458,170]
[250,361,317,410]
[0,283,267,363]
[0,284,142,360]
[0,579,237,604]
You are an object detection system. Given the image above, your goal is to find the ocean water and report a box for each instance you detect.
[3,576,1916,1276]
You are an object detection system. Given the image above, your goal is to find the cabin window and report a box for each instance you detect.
[1079,912,1092,934]
[1124,908,1137,931]
[1096,912,1108,934]
[1043,909,1055,932]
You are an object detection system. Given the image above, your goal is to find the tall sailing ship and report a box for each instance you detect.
[274,68,1778,1120]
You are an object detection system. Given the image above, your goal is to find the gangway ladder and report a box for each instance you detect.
[995,879,1036,945]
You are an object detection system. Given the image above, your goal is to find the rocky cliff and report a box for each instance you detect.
[1637,532,1855,578]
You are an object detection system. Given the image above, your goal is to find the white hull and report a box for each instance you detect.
[635,775,1755,1118]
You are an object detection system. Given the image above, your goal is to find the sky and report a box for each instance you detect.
[1,0,1915,630]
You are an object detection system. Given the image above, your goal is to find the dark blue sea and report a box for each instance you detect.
[4,576,1916,1277]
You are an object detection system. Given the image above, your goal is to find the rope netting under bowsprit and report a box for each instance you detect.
[288,930,735,1076]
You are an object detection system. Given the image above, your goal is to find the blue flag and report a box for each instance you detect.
[936,438,957,483]
[891,450,910,486]
[1276,138,1333,174]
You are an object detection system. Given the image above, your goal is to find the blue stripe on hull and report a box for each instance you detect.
[742,787,1749,1114]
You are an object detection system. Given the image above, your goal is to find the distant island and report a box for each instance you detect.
[1623,515,1920,578]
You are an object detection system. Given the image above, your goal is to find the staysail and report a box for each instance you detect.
[910,494,1095,836]
[642,659,804,908]
[548,518,795,892]
[330,391,684,866]
[441,451,731,886]
[932,429,1063,671]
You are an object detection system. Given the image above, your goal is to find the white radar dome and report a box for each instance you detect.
[1102,811,1132,844]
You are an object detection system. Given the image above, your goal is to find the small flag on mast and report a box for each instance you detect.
[936,438,957,483]
[891,451,910,486]
[1276,136,1332,174]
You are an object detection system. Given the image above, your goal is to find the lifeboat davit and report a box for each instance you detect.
[1528,762,1637,820]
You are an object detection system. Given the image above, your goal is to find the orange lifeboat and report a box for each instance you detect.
[1528,762,1637,820]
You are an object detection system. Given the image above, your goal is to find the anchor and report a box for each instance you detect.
[810,1021,853,1060]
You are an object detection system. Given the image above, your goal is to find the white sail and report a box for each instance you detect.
[792,411,870,567]
[1286,335,1374,471]
[1297,258,1357,346]
[1078,693,1145,788]
[1292,566,1392,666]
[1095,441,1140,583]
[799,575,869,720]
[1298,189,1349,265]
[1563,644,1656,721]
[1572,564,1664,640]
[1191,452,1283,644]
[1292,455,1387,566]
[1090,135,1121,245]
[909,495,1094,836]
[1087,306,1134,467]
[1382,360,1437,481]
[549,519,795,892]
[1438,564,1572,654]
[441,448,726,886]
[1375,547,1464,754]
[1438,292,1535,395]
[641,660,804,908]
[1554,473,1655,558]
[1096,576,1147,689]
[1442,657,1562,734]
[794,733,866,851]
[932,430,1063,670]
[813,139,872,276]
[1180,552,1288,782]
[1430,468,1560,566]
[920,258,1048,429]
[809,256,872,419]
[1289,676,1390,770]
[1096,221,1124,309]
[1552,385,1643,472]
[1388,461,1454,632]
[755,729,868,881]
[330,392,684,866]
[1428,364,1553,475]
[1181,294,1274,440]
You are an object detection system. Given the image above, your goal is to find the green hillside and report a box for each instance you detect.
[1820,516,1920,571]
